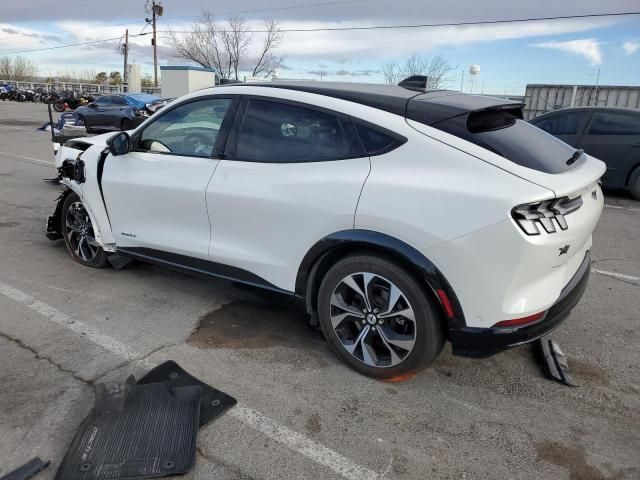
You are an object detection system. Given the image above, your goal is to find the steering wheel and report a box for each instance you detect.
[183,133,213,155]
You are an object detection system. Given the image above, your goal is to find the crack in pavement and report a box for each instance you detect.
[0,330,91,386]
[592,269,640,287]
[0,330,177,387]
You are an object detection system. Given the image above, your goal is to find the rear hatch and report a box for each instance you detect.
[407,92,606,277]
[405,92,606,197]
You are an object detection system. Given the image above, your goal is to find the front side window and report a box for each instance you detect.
[533,111,589,136]
[111,96,127,106]
[94,96,111,106]
[139,98,232,157]
[235,99,362,162]
[588,111,640,135]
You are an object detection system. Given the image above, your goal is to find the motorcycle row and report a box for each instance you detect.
[0,84,95,112]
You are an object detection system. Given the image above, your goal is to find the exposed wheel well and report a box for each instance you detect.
[303,243,451,338]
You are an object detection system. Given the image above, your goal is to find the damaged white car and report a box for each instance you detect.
[47,80,605,378]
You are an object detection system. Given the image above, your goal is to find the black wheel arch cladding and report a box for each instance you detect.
[295,229,466,331]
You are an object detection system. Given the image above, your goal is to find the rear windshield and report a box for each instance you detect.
[432,111,579,174]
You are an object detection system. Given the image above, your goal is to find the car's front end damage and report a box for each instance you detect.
[46,134,116,252]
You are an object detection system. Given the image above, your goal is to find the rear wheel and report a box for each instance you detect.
[53,101,66,112]
[317,254,444,378]
[629,166,640,201]
[62,192,108,268]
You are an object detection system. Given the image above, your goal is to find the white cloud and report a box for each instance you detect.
[623,41,640,55]
[531,38,603,65]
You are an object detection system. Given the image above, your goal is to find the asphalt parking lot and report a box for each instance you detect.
[0,102,639,480]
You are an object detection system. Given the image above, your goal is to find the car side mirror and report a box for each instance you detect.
[108,132,130,156]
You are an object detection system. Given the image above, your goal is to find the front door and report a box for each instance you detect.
[578,110,640,188]
[101,96,236,259]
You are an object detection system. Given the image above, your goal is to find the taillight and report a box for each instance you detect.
[511,196,583,235]
[492,311,546,328]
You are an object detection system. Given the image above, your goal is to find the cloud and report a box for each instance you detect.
[623,41,640,55]
[531,38,603,65]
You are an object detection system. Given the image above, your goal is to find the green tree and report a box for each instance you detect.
[109,71,123,85]
[95,71,108,84]
[141,74,154,88]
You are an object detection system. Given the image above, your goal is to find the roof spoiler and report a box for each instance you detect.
[398,75,428,92]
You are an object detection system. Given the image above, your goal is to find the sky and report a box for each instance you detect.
[1,0,639,94]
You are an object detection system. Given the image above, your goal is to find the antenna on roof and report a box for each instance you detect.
[398,75,428,92]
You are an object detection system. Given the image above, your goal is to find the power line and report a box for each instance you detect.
[165,11,640,33]
[2,11,639,56]
[0,33,150,56]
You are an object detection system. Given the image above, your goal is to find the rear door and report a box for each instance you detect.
[530,109,591,147]
[84,96,111,128]
[577,110,640,188]
[206,96,370,291]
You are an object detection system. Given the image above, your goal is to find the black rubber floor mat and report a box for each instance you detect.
[55,377,201,480]
[139,361,237,427]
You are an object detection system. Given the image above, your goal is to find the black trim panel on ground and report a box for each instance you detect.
[450,251,591,358]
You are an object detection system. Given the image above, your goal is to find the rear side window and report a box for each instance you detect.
[236,100,363,163]
[588,111,640,135]
[433,111,579,174]
[354,123,405,155]
[533,111,589,136]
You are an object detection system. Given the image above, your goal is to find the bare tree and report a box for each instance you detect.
[382,54,456,89]
[0,55,37,80]
[168,12,284,80]
[0,57,11,79]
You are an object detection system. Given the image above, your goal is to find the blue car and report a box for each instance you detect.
[75,93,164,132]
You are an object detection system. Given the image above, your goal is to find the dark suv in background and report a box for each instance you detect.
[530,107,640,200]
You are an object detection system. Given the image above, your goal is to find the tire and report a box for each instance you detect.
[53,101,65,112]
[317,254,444,378]
[61,192,109,268]
[629,166,640,201]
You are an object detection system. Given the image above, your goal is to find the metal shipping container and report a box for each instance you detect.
[523,84,640,120]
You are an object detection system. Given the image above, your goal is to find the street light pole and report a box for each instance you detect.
[122,29,128,92]
[146,0,163,88]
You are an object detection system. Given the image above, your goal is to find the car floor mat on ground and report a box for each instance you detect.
[138,360,237,428]
[55,377,201,480]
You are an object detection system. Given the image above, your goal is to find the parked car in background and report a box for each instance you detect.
[49,81,605,378]
[530,107,640,200]
[75,93,166,133]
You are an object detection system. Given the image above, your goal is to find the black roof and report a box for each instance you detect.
[238,81,523,125]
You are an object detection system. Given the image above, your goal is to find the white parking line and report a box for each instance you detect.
[0,280,139,360]
[604,204,640,213]
[592,269,640,283]
[0,279,380,480]
[229,404,380,480]
[0,151,54,167]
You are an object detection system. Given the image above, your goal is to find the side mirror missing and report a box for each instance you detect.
[108,132,130,156]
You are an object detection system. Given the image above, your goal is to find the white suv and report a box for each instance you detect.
[48,81,605,378]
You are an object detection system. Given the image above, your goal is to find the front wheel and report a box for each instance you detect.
[53,101,66,112]
[62,192,108,268]
[317,254,444,378]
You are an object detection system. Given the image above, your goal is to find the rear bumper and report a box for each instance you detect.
[450,251,591,358]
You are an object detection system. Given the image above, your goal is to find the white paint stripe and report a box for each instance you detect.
[0,151,54,166]
[229,404,380,480]
[604,204,640,213]
[0,280,139,360]
[0,280,379,479]
[592,269,640,283]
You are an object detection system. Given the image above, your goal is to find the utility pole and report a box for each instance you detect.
[460,69,464,92]
[593,67,601,106]
[146,0,163,87]
[122,29,129,92]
